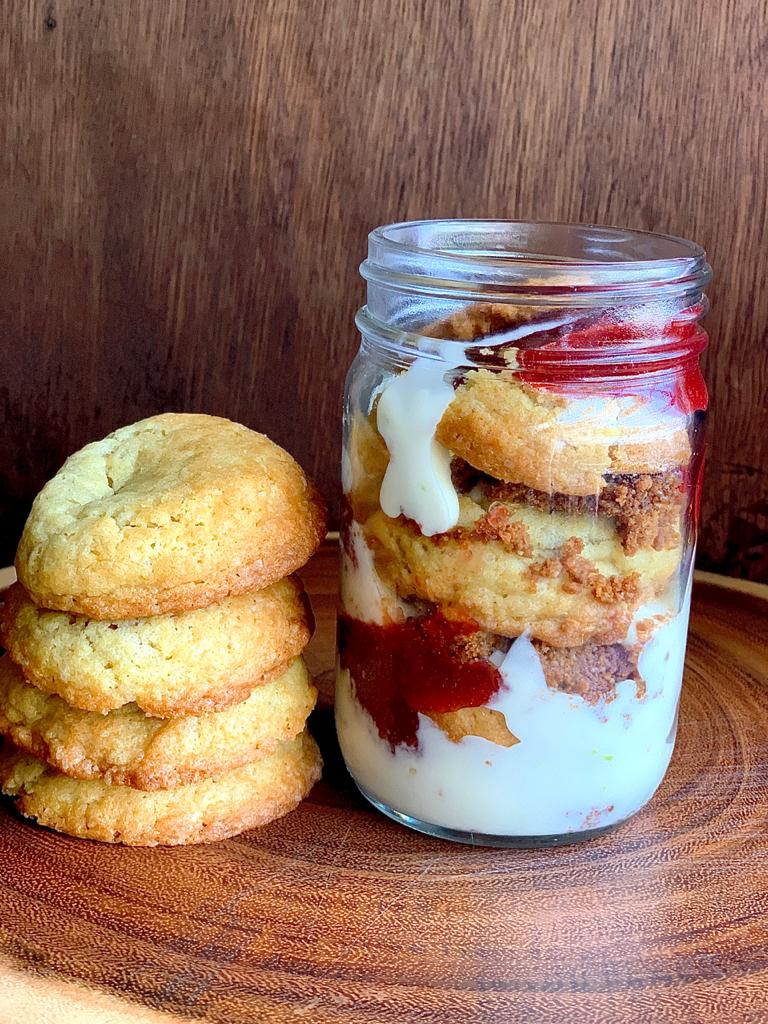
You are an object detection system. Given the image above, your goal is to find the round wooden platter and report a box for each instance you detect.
[0,547,767,1023]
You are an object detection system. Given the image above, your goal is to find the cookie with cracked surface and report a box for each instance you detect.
[436,370,691,496]
[15,413,327,618]
[0,655,316,790]
[0,577,311,715]
[365,496,680,646]
[0,730,322,846]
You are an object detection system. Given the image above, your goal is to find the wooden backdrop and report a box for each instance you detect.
[1,0,766,579]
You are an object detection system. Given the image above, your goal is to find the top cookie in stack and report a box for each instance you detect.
[0,414,327,845]
[15,413,327,618]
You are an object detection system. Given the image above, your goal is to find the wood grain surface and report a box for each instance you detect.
[0,543,767,1023]
[1,0,767,580]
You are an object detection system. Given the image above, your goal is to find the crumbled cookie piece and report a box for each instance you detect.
[451,457,484,493]
[588,571,641,605]
[560,537,594,584]
[450,628,497,662]
[534,640,644,703]
[527,558,561,582]
[524,536,641,606]
[427,707,519,747]
[634,614,671,645]
[483,469,684,555]
[422,302,543,341]
[599,471,684,554]
[435,504,532,557]
[472,504,533,557]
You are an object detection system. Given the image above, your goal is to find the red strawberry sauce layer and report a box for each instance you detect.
[513,306,708,416]
[338,613,503,750]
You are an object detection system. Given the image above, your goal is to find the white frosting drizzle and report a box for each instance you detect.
[376,358,460,536]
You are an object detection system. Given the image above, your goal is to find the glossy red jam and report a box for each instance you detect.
[338,613,503,749]
[515,308,708,415]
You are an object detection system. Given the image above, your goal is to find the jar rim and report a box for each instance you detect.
[362,219,711,303]
[355,304,708,390]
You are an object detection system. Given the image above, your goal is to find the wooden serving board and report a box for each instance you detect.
[0,546,767,1023]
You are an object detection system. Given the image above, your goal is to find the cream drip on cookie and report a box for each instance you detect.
[377,358,461,536]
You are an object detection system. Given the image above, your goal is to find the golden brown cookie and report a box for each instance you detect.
[426,708,518,747]
[365,496,680,646]
[0,730,322,846]
[0,577,312,715]
[15,413,327,618]
[436,370,691,495]
[343,408,390,522]
[0,655,316,789]
[422,301,547,341]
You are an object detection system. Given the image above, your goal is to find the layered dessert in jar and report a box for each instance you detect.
[336,221,710,845]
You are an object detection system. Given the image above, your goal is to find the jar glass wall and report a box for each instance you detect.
[336,221,711,847]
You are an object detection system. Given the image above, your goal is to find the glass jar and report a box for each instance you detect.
[336,220,711,847]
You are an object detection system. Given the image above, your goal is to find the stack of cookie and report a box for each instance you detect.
[0,414,327,846]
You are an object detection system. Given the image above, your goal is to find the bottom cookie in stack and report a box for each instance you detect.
[0,654,322,845]
[0,733,321,847]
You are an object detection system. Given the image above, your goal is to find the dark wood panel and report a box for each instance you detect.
[1,0,766,577]
[1,546,768,1021]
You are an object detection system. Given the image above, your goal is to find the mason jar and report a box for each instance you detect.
[336,220,711,846]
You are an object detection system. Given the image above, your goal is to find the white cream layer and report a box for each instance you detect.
[336,583,691,838]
